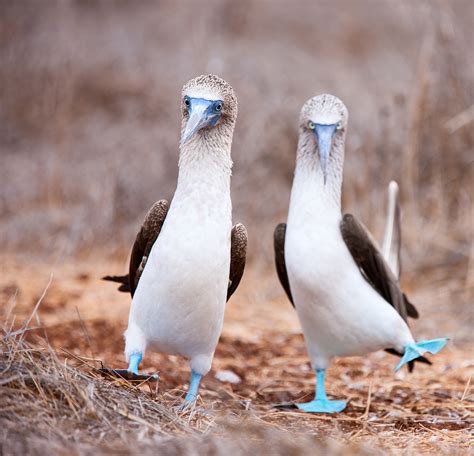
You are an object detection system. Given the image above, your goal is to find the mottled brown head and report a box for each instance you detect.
[299,94,348,132]
[299,94,348,183]
[180,75,237,145]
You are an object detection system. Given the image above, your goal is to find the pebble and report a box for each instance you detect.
[215,370,241,384]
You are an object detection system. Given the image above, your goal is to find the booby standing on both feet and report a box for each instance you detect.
[274,94,447,413]
[102,75,247,404]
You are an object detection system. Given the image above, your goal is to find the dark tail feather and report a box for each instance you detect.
[385,348,432,373]
[118,283,131,292]
[102,274,130,293]
[402,293,420,319]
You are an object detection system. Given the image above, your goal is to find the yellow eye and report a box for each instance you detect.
[307,120,315,130]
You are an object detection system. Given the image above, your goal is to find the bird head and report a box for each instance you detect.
[180,74,237,146]
[299,94,348,184]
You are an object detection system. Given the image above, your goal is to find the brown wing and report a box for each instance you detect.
[102,200,169,297]
[340,213,425,372]
[227,223,248,301]
[273,223,294,307]
[340,214,419,321]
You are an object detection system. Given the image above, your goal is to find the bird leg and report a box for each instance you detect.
[98,351,159,382]
[185,370,202,402]
[296,368,347,413]
[174,370,204,413]
[128,352,142,374]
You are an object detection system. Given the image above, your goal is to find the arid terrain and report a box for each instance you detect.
[1,0,473,454]
[1,251,473,454]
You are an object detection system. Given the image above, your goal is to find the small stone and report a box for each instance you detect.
[215,370,241,384]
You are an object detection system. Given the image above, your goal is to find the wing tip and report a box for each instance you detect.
[234,222,248,234]
[274,222,287,235]
[341,213,355,224]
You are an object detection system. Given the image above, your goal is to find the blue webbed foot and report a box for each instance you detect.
[98,352,158,382]
[297,399,347,413]
[175,401,194,413]
[284,368,347,414]
[395,338,449,371]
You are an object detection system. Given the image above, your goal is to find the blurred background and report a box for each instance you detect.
[0,0,472,278]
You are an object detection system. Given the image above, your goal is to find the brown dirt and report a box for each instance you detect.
[1,253,473,454]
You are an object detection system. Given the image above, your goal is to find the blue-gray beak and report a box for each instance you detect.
[181,98,222,145]
[313,124,338,184]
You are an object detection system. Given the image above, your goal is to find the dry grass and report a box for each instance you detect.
[1,313,473,455]
[1,258,473,455]
[0,327,380,456]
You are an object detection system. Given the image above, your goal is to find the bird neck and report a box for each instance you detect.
[291,132,345,216]
[176,125,233,196]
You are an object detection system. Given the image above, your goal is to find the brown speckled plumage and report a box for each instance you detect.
[227,223,248,301]
[178,74,238,173]
[273,223,293,306]
[299,94,348,129]
[182,74,237,121]
[102,200,169,296]
[295,94,349,206]
[129,200,170,295]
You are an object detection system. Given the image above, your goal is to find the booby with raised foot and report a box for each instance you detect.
[274,94,447,413]
[102,75,247,404]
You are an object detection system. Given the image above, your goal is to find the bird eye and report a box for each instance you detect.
[184,97,190,107]
[307,120,315,130]
[215,102,223,111]
[336,121,343,130]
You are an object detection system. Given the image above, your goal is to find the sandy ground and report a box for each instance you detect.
[1,252,473,453]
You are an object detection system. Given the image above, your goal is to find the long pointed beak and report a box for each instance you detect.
[181,103,211,145]
[314,124,337,184]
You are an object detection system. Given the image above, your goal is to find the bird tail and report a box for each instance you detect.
[382,180,401,279]
[395,338,449,371]
[102,274,131,293]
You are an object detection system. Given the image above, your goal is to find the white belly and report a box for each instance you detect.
[126,198,231,364]
[285,220,413,368]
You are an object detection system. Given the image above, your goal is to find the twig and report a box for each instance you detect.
[461,376,472,401]
[19,273,53,344]
[361,382,373,421]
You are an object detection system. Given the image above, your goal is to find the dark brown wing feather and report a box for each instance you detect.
[128,200,169,296]
[340,213,427,371]
[102,200,169,297]
[340,214,419,320]
[227,223,248,301]
[273,223,294,307]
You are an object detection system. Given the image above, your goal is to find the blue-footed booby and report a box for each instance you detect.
[102,75,247,404]
[274,94,447,413]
